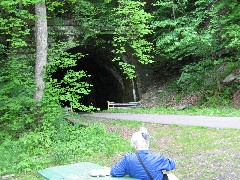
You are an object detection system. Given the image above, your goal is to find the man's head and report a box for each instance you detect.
[131,127,150,150]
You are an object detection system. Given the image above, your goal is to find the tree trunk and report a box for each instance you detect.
[34,0,48,101]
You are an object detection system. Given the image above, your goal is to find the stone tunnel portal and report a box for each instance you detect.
[56,44,137,111]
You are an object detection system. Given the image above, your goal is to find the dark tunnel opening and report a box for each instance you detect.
[76,57,124,110]
[51,42,136,111]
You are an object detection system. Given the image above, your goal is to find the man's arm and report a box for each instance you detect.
[110,155,128,177]
[158,155,176,171]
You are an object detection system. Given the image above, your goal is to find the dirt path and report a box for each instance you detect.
[84,113,240,129]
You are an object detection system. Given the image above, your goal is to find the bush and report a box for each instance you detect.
[177,58,215,93]
[198,86,234,108]
[0,121,130,175]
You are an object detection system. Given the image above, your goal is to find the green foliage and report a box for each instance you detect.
[0,53,36,135]
[69,0,154,78]
[152,0,240,60]
[0,0,45,137]
[0,0,36,134]
[152,0,214,59]
[209,0,240,53]
[112,0,154,78]
[0,0,35,48]
[198,87,234,108]
[177,58,239,93]
[71,0,116,43]
[177,58,215,92]
[0,123,130,175]
[46,41,98,112]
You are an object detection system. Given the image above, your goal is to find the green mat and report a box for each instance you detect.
[38,162,137,180]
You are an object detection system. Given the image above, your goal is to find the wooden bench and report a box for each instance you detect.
[107,101,140,110]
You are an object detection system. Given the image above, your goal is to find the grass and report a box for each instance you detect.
[75,115,240,180]
[104,106,240,117]
[2,112,240,180]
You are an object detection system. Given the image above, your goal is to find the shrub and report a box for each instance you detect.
[0,121,130,175]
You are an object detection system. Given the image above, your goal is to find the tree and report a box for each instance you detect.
[112,0,154,78]
[0,0,36,133]
[34,0,48,101]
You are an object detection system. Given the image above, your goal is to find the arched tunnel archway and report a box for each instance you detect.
[54,41,139,111]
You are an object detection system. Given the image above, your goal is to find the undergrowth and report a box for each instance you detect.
[141,59,239,110]
[0,119,131,176]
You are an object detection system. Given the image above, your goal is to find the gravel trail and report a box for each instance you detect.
[84,113,240,129]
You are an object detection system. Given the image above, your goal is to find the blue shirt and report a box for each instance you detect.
[110,150,176,180]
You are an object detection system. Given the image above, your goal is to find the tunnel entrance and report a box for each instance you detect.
[54,41,139,111]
